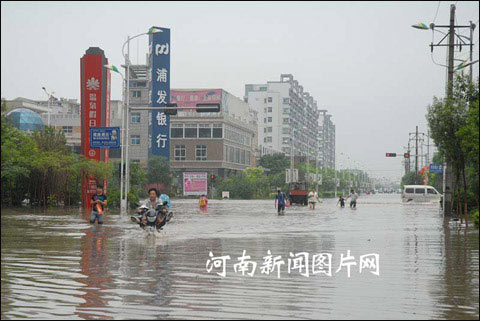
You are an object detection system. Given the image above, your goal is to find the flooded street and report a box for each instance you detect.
[1,194,478,320]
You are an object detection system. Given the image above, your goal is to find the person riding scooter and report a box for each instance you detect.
[131,188,173,231]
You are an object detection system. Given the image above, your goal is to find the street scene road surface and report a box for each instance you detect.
[1,195,478,319]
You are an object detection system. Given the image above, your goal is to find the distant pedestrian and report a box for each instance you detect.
[345,189,358,209]
[275,189,287,215]
[90,186,107,225]
[199,194,208,210]
[337,195,346,208]
[308,188,320,210]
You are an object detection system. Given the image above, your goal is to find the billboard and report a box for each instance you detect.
[80,47,110,209]
[148,26,170,158]
[90,127,120,148]
[183,172,208,196]
[171,89,222,110]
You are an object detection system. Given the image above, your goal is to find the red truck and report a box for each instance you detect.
[288,182,308,205]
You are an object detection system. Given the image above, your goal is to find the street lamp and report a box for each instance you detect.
[41,87,55,126]
[121,27,163,209]
[104,64,127,214]
[411,23,430,30]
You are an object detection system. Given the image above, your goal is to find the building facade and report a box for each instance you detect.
[3,97,123,154]
[245,74,323,164]
[169,89,257,180]
[318,110,336,170]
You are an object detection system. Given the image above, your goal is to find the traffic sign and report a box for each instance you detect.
[429,164,443,173]
[90,127,120,148]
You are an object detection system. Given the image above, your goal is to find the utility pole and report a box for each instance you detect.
[447,4,455,98]
[407,140,411,173]
[426,129,430,166]
[415,125,419,176]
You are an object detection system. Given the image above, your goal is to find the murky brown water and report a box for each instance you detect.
[1,194,478,319]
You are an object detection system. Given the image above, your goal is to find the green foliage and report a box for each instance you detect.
[425,75,479,210]
[215,172,254,199]
[401,172,423,187]
[1,111,111,207]
[471,208,479,228]
[147,156,172,192]
[106,161,147,208]
[258,153,290,175]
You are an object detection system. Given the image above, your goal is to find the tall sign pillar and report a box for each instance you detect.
[148,27,171,159]
[80,47,111,210]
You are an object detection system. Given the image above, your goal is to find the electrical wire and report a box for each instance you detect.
[433,1,441,24]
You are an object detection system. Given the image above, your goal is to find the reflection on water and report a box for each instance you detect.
[1,195,478,319]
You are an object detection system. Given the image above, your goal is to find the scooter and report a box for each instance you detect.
[131,201,173,232]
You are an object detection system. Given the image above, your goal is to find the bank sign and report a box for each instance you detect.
[148,26,170,158]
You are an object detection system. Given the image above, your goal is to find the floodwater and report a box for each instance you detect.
[1,194,478,320]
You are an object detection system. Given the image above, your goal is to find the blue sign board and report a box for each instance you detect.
[90,127,120,148]
[429,164,443,173]
[148,26,170,158]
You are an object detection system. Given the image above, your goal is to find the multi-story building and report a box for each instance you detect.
[169,89,257,179]
[318,110,336,170]
[245,74,322,164]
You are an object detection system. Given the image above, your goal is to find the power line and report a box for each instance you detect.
[433,1,442,24]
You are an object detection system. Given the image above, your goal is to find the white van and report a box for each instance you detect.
[402,185,442,203]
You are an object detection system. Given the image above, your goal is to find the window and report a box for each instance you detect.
[130,81,147,87]
[246,151,251,165]
[405,188,414,194]
[264,128,267,133]
[131,90,142,98]
[235,148,240,163]
[282,127,290,134]
[264,118,267,123]
[267,127,272,133]
[228,146,234,162]
[268,97,273,103]
[427,188,437,194]
[196,145,207,160]
[265,136,272,143]
[185,124,198,138]
[264,108,267,113]
[199,124,212,138]
[131,113,141,123]
[61,126,73,134]
[171,124,183,138]
[283,118,290,124]
[283,137,290,144]
[268,107,272,113]
[131,135,140,145]
[283,98,290,104]
[415,188,425,194]
[268,117,272,123]
[213,124,222,138]
[241,150,246,164]
[283,108,290,114]
[174,145,186,161]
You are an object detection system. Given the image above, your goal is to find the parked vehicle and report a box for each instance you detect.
[288,182,308,205]
[402,185,442,203]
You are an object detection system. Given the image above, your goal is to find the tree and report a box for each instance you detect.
[147,156,172,192]
[426,75,479,224]
[258,153,290,175]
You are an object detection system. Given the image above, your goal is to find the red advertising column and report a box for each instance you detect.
[80,47,110,210]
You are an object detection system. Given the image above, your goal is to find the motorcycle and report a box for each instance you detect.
[130,201,173,232]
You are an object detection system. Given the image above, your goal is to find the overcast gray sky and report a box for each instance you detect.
[2,1,479,181]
